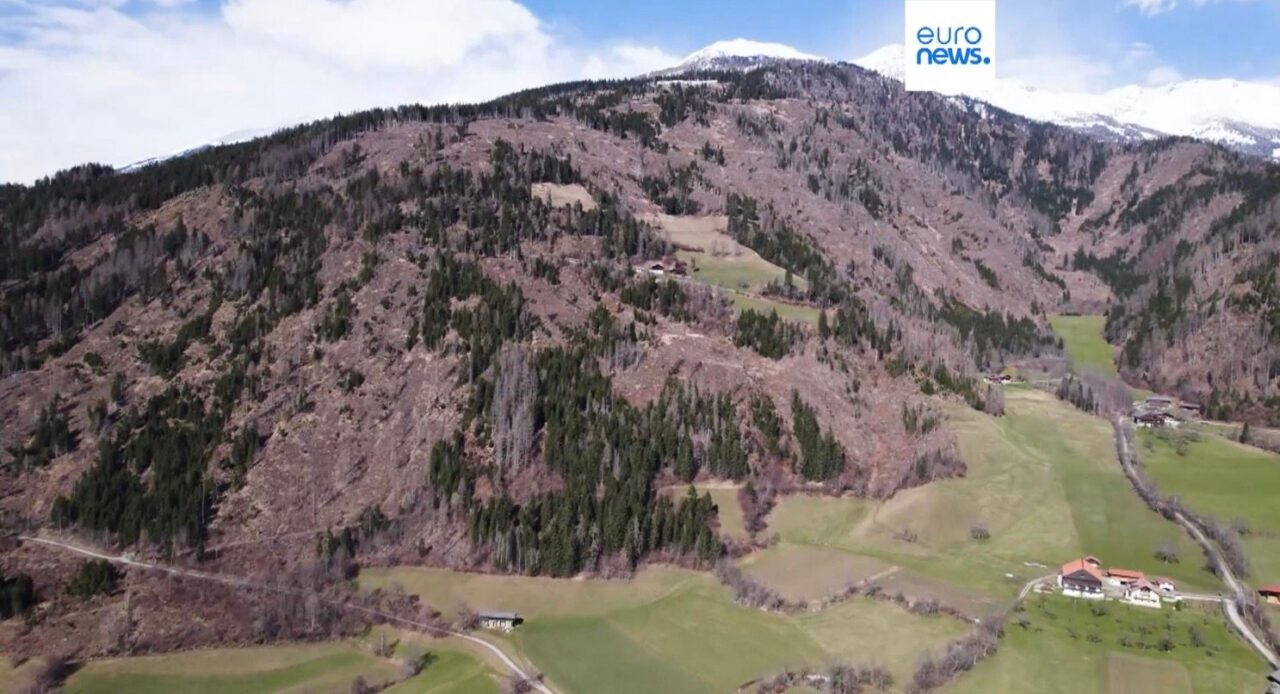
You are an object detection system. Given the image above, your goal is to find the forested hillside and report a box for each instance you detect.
[0,59,1276,659]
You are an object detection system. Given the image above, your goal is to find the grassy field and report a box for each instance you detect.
[361,565,964,693]
[744,388,1216,610]
[1049,314,1117,377]
[66,642,403,694]
[1138,427,1280,584]
[951,595,1267,693]
[727,292,822,325]
[677,250,797,293]
[737,543,894,601]
[382,650,498,694]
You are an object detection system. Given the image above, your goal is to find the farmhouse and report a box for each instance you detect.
[1123,579,1163,609]
[1058,558,1104,599]
[1105,568,1145,587]
[1132,411,1178,428]
[1152,576,1179,599]
[1260,585,1280,605]
[478,611,522,632]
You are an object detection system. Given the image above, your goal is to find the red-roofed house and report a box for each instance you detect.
[1059,558,1104,599]
[1260,585,1280,606]
[1124,579,1163,608]
[1106,568,1145,587]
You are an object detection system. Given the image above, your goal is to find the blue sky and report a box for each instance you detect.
[0,0,1277,183]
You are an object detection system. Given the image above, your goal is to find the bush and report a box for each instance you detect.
[66,559,120,599]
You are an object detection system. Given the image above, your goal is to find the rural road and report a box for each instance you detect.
[16,535,556,694]
[1111,420,1280,668]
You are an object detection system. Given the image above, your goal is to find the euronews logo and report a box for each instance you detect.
[914,26,990,67]
[904,0,996,93]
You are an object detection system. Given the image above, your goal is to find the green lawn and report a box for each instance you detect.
[1139,428,1280,584]
[727,292,822,325]
[677,250,802,293]
[747,389,1216,607]
[950,595,1267,693]
[66,642,402,694]
[362,565,963,693]
[383,650,498,694]
[1050,314,1117,377]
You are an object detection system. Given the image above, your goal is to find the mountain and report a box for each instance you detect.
[853,44,1280,160]
[1,59,1278,661]
[120,126,281,173]
[653,38,825,75]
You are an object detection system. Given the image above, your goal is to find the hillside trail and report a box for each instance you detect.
[1110,418,1279,668]
[15,534,556,694]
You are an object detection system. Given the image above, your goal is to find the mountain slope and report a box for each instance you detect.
[0,60,1277,661]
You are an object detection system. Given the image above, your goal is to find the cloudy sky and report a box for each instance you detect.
[1,0,1277,183]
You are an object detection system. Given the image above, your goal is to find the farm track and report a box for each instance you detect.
[15,534,556,694]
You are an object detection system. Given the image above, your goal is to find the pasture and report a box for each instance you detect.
[65,642,403,694]
[1138,427,1280,584]
[361,565,963,693]
[746,388,1215,609]
[952,594,1267,693]
[727,292,822,325]
[1049,314,1116,376]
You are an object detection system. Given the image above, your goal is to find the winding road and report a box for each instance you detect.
[16,535,556,694]
[1111,419,1280,668]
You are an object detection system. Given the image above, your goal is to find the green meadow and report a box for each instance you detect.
[65,642,403,694]
[360,565,964,693]
[1049,314,1117,376]
[1139,427,1280,584]
[952,594,1267,693]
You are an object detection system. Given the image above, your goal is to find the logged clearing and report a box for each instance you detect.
[640,213,735,252]
[530,182,596,210]
[65,642,402,694]
[752,388,1215,605]
[952,595,1265,693]
[1049,314,1117,376]
[363,565,960,694]
[1139,428,1280,582]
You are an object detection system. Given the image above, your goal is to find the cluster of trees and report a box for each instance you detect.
[0,570,36,618]
[51,386,220,553]
[790,391,846,481]
[619,277,690,321]
[1055,374,1099,413]
[639,163,701,215]
[65,559,119,599]
[8,394,76,469]
[429,318,747,576]
[725,193,843,304]
[935,299,1051,367]
[734,308,803,359]
[907,619,1004,692]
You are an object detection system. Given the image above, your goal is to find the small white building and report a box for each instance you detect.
[478,611,522,632]
[1123,579,1163,609]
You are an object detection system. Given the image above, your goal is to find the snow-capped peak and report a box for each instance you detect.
[680,39,824,65]
[853,43,1280,160]
[654,39,827,76]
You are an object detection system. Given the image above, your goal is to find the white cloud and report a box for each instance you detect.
[1123,0,1262,15]
[1000,53,1115,92]
[1123,0,1178,15]
[0,0,677,183]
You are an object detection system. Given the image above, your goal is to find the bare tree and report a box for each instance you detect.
[492,344,536,473]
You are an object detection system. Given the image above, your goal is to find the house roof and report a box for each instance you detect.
[1107,568,1145,580]
[1061,559,1103,582]
[1152,576,1175,586]
[1083,555,1101,565]
[1259,585,1280,596]
[478,611,520,620]
[1129,579,1158,592]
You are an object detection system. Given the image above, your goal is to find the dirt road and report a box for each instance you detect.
[17,534,556,694]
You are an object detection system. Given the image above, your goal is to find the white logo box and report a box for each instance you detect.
[904,0,997,94]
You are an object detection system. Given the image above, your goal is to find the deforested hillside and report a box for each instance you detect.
[0,60,1274,659]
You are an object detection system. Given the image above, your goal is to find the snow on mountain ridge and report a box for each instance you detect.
[853,43,1280,159]
[678,39,824,66]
